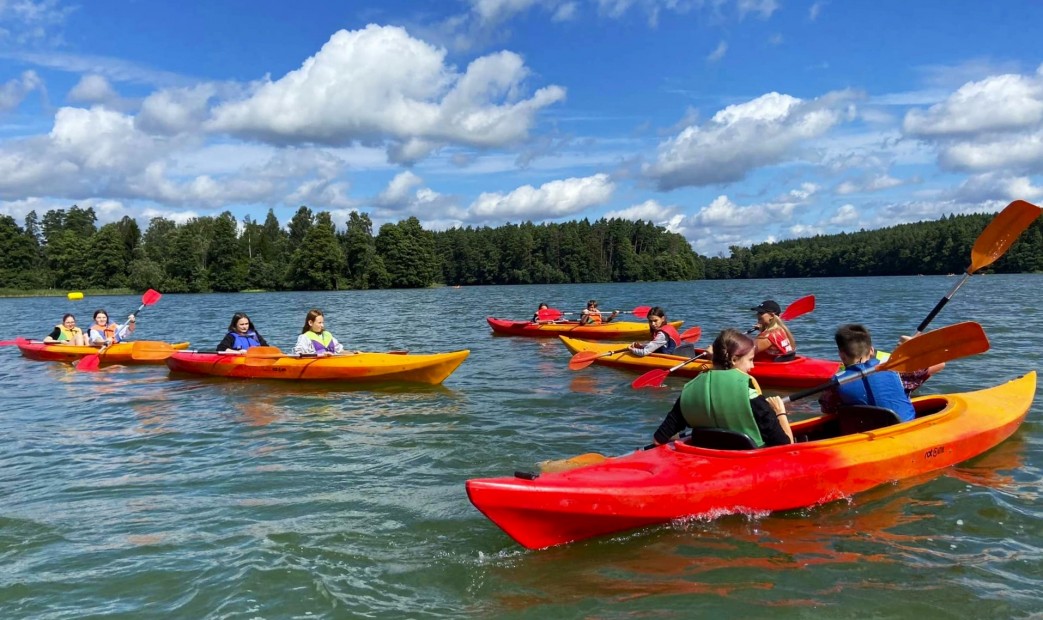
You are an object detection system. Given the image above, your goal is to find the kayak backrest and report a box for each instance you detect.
[837,405,900,434]
[686,428,758,451]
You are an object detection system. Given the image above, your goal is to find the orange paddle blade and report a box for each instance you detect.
[245,346,284,357]
[539,452,608,474]
[568,350,604,370]
[130,341,176,361]
[969,200,1041,274]
[881,321,989,373]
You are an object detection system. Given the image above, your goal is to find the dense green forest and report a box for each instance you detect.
[0,205,1039,293]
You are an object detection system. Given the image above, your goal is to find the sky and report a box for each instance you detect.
[2,0,1043,256]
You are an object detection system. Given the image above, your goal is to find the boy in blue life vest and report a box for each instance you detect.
[818,324,917,422]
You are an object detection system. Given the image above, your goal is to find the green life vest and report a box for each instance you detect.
[679,368,765,447]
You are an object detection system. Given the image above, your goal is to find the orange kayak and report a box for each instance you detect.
[166,349,470,385]
[15,340,191,364]
[467,372,1036,550]
[487,317,683,340]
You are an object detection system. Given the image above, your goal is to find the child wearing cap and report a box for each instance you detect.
[751,299,796,361]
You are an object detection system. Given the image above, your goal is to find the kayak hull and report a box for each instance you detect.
[166,350,470,385]
[466,372,1036,550]
[488,317,684,340]
[558,335,840,389]
[16,340,191,364]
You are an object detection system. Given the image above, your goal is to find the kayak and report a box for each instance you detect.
[558,335,840,389]
[166,349,470,385]
[488,317,684,340]
[466,372,1036,550]
[15,340,191,364]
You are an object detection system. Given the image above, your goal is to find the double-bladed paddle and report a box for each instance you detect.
[539,305,653,322]
[0,337,30,346]
[75,289,162,371]
[567,326,702,371]
[632,295,816,389]
[914,199,1040,335]
[541,321,989,473]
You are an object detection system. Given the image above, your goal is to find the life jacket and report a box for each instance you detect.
[679,368,766,447]
[89,322,120,343]
[55,325,83,343]
[834,358,917,422]
[755,328,794,360]
[304,330,338,354]
[585,309,603,324]
[229,330,262,350]
[653,324,682,354]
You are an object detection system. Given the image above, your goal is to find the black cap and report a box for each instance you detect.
[751,300,782,314]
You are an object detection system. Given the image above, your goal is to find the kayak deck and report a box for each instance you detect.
[166,349,470,384]
[487,317,684,340]
[466,372,1036,549]
[16,340,191,364]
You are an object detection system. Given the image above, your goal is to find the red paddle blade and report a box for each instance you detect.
[0,338,27,346]
[632,305,651,319]
[568,351,602,371]
[537,308,563,321]
[632,369,670,389]
[780,295,815,321]
[679,326,701,343]
[75,354,101,372]
[142,289,162,306]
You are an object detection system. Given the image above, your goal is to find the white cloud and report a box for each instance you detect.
[208,25,566,164]
[737,0,778,20]
[707,41,727,63]
[903,73,1043,138]
[808,1,826,20]
[67,74,118,104]
[643,90,856,190]
[828,203,858,226]
[137,84,220,135]
[467,173,614,220]
[0,70,43,112]
[835,174,903,195]
[140,206,200,225]
[951,172,1043,203]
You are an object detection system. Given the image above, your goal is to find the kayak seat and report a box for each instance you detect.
[837,405,900,434]
[686,428,758,451]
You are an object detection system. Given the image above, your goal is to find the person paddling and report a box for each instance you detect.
[579,299,618,326]
[44,314,87,346]
[216,312,269,354]
[293,309,347,357]
[628,306,680,357]
[652,328,793,448]
[818,324,917,422]
[751,299,796,361]
[88,309,135,346]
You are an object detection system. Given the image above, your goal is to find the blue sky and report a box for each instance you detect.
[2,0,1043,256]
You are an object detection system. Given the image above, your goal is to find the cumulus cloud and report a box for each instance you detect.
[604,198,686,232]
[467,173,614,220]
[903,66,1043,173]
[207,25,566,164]
[68,74,118,104]
[0,70,44,112]
[828,203,859,226]
[643,89,856,190]
[951,172,1043,203]
[835,173,903,195]
[137,83,220,135]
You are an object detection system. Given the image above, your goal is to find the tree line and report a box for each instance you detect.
[0,206,1039,293]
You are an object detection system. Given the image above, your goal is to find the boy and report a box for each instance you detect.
[818,324,917,422]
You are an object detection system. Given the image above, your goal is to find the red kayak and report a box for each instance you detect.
[487,317,684,341]
[466,372,1036,550]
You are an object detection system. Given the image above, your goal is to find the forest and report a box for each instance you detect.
[0,205,1039,293]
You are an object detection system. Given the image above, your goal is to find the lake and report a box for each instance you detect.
[0,275,1040,618]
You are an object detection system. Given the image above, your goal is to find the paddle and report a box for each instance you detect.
[633,295,817,389]
[568,327,701,372]
[539,305,653,322]
[915,200,1041,336]
[75,289,162,371]
[541,321,989,473]
[0,337,30,346]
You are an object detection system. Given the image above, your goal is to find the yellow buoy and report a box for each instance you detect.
[67,291,84,300]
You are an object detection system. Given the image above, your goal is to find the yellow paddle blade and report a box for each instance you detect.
[969,200,1041,273]
[538,452,608,474]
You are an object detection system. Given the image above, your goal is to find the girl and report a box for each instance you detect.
[652,328,793,448]
[628,306,681,357]
[216,312,269,353]
[293,309,346,356]
[751,299,795,361]
[44,314,87,346]
[88,309,135,346]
